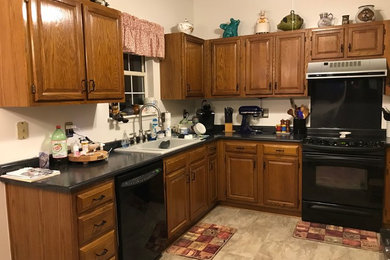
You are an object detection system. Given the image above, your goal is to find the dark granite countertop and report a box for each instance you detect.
[0,133,302,193]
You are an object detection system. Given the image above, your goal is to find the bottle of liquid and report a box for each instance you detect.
[151,118,158,140]
[121,131,130,148]
[51,125,68,166]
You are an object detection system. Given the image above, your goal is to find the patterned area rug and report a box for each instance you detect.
[166,223,237,259]
[293,221,382,252]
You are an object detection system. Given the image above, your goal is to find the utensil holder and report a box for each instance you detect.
[293,118,307,136]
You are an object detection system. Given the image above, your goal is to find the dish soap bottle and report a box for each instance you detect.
[51,125,67,165]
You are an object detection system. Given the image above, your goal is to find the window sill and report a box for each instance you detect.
[108,112,157,123]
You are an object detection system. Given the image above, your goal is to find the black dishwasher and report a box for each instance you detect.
[115,160,167,260]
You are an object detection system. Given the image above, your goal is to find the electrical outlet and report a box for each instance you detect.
[65,122,74,137]
[17,121,29,139]
[262,108,269,118]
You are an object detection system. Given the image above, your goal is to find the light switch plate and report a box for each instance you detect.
[262,108,269,118]
[17,121,29,139]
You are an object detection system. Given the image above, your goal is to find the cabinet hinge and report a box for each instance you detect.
[31,84,36,94]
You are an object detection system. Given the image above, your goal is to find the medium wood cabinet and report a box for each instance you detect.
[210,37,241,96]
[160,33,204,99]
[164,145,210,239]
[310,22,385,60]
[6,179,117,260]
[262,144,300,210]
[207,143,218,206]
[0,0,124,107]
[274,32,306,95]
[224,142,258,204]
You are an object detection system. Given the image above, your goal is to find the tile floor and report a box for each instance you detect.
[160,206,384,260]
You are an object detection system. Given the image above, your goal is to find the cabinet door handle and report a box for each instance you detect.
[95,249,108,257]
[275,149,284,152]
[191,171,195,181]
[81,79,87,92]
[340,44,344,53]
[268,82,271,90]
[92,194,105,202]
[274,82,277,90]
[93,220,107,228]
[89,80,96,93]
[263,161,266,169]
[348,43,352,52]
[186,174,190,183]
[236,84,239,91]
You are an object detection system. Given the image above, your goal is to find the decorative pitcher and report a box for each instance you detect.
[177,19,194,34]
[317,12,334,27]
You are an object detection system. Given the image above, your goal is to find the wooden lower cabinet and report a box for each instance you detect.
[226,152,258,204]
[164,145,211,239]
[208,154,218,206]
[165,166,190,238]
[6,179,117,260]
[263,155,299,209]
[383,148,390,224]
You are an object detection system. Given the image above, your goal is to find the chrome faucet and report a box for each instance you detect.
[139,103,162,141]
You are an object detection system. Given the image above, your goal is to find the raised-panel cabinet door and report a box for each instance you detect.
[165,167,190,238]
[208,154,218,206]
[190,159,208,221]
[30,0,86,101]
[211,38,241,96]
[263,155,299,209]
[184,36,204,97]
[347,24,384,57]
[244,36,274,96]
[274,33,305,95]
[83,4,124,100]
[226,152,258,203]
[311,28,344,60]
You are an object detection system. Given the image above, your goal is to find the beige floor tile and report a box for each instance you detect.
[160,206,382,260]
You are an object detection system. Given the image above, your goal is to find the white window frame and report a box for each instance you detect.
[123,54,147,105]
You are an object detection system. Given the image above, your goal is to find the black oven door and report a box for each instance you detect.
[302,151,384,231]
[302,151,384,209]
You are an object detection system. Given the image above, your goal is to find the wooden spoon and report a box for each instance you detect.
[287,108,295,118]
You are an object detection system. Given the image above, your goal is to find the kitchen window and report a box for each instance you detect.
[122,53,146,110]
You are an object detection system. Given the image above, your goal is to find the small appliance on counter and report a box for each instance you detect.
[196,100,215,134]
[239,106,263,134]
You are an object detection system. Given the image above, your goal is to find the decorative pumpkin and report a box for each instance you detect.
[220,18,240,38]
[277,10,304,31]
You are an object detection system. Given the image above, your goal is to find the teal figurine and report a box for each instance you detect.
[220,18,240,38]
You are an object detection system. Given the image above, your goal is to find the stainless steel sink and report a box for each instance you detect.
[115,137,204,154]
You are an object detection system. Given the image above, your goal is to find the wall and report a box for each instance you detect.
[193,0,390,129]
[0,1,195,258]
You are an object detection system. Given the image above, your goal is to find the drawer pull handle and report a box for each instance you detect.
[92,194,105,202]
[235,147,245,150]
[191,171,195,181]
[95,248,108,256]
[94,220,107,228]
[275,149,284,152]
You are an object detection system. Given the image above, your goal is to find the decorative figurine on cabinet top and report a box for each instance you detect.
[90,0,109,6]
[277,10,304,31]
[177,19,194,34]
[220,18,240,38]
[256,11,270,33]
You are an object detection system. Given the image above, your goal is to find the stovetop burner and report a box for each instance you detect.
[304,137,385,148]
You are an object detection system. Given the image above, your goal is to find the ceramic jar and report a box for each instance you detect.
[355,5,376,23]
[177,19,194,34]
[255,11,270,34]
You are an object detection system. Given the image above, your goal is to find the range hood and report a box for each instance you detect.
[306,58,387,79]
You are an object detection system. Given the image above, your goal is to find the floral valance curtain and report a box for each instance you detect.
[121,12,165,59]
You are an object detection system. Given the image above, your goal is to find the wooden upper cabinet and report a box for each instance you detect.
[346,23,384,57]
[244,36,274,96]
[30,0,86,102]
[83,4,124,100]
[211,37,241,96]
[185,36,204,97]
[311,28,344,60]
[160,33,204,99]
[274,32,305,95]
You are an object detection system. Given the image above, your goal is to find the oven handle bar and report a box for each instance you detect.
[308,204,372,217]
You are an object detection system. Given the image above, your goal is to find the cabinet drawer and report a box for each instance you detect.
[165,153,187,174]
[190,146,206,163]
[225,142,257,154]
[78,202,115,245]
[263,144,298,156]
[77,181,114,214]
[207,143,217,155]
[79,230,116,260]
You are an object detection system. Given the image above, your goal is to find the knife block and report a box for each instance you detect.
[225,123,233,133]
